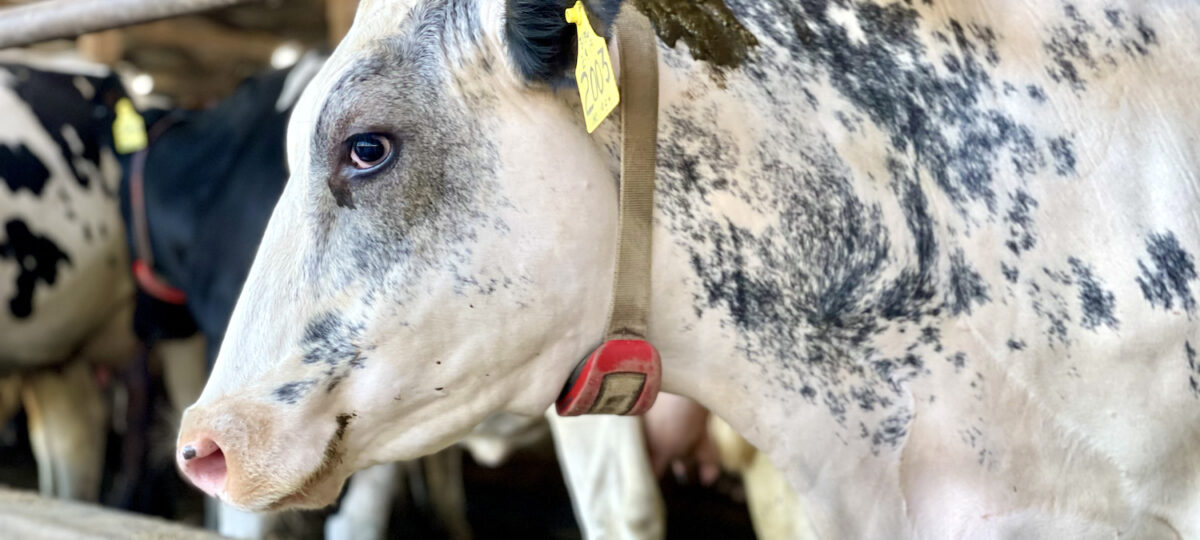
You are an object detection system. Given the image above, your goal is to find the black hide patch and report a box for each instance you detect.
[0,219,71,318]
[0,63,127,191]
[0,143,51,196]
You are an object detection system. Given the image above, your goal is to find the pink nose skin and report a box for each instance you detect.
[178,438,227,498]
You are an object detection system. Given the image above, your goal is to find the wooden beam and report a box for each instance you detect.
[76,30,124,64]
[125,18,281,63]
[0,0,259,49]
[325,0,359,46]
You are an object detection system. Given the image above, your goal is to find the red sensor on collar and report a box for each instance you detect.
[556,339,661,416]
[132,259,187,305]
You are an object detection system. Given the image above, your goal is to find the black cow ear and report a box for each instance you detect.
[505,0,623,85]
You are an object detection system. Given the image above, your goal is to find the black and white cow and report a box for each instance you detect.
[179,0,1200,537]
[0,54,134,368]
[0,53,137,501]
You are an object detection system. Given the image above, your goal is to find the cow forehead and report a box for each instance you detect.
[288,0,501,168]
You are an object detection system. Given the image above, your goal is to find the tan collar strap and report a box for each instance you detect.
[557,6,662,417]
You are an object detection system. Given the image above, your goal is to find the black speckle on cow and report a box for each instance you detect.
[747,1,1065,213]
[1042,4,1094,91]
[918,326,942,352]
[871,410,913,454]
[1048,136,1077,176]
[299,311,368,392]
[273,380,317,405]
[1042,4,1159,91]
[0,219,71,318]
[1187,342,1200,398]
[947,251,989,315]
[1001,263,1019,284]
[878,169,938,322]
[1068,257,1117,330]
[1028,278,1072,347]
[1136,231,1198,314]
[655,0,1120,453]
[1026,85,1047,103]
[1005,190,1038,255]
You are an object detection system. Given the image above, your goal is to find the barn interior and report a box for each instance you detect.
[0,0,760,538]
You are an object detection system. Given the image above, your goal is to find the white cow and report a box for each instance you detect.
[182,0,1200,536]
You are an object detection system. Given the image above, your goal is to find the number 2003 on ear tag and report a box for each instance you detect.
[565,1,619,133]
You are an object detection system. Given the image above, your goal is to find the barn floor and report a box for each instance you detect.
[1,412,754,538]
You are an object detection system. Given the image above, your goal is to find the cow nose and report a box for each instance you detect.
[178,437,227,497]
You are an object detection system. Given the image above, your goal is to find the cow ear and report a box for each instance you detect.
[504,0,623,85]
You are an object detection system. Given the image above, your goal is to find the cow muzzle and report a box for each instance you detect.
[176,399,348,510]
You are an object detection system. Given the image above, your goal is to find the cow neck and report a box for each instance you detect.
[556,7,662,417]
[130,112,188,305]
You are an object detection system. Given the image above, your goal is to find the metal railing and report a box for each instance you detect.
[0,0,260,49]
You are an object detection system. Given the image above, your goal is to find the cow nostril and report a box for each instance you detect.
[179,438,228,497]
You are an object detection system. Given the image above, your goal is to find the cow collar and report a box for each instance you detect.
[129,113,188,305]
[557,7,662,417]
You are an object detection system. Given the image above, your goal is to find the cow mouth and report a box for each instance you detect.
[264,412,354,510]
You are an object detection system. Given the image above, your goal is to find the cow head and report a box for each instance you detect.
[178,0,633,510]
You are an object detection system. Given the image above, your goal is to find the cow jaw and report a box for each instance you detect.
[178,0,623,510]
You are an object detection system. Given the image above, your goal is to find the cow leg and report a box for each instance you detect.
[743,451,817,540]
[20,361,107,500]
[154,335,207,414]
[546,412,665,540]
[423,447,471,540]
[217,500,280,539]
[708,416,816,540]
[0,375,20,428]
[325,463,402,540]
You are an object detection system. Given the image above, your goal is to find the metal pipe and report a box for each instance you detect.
[0,0,260,50]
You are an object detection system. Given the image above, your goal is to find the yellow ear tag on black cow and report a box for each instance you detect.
[565,1,619,133]
[113,98,148,154]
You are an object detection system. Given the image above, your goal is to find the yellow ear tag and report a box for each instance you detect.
[113,98,148,154]
[565,2,619,133]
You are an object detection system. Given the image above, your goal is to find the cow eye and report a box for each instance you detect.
[347,133,393,171]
